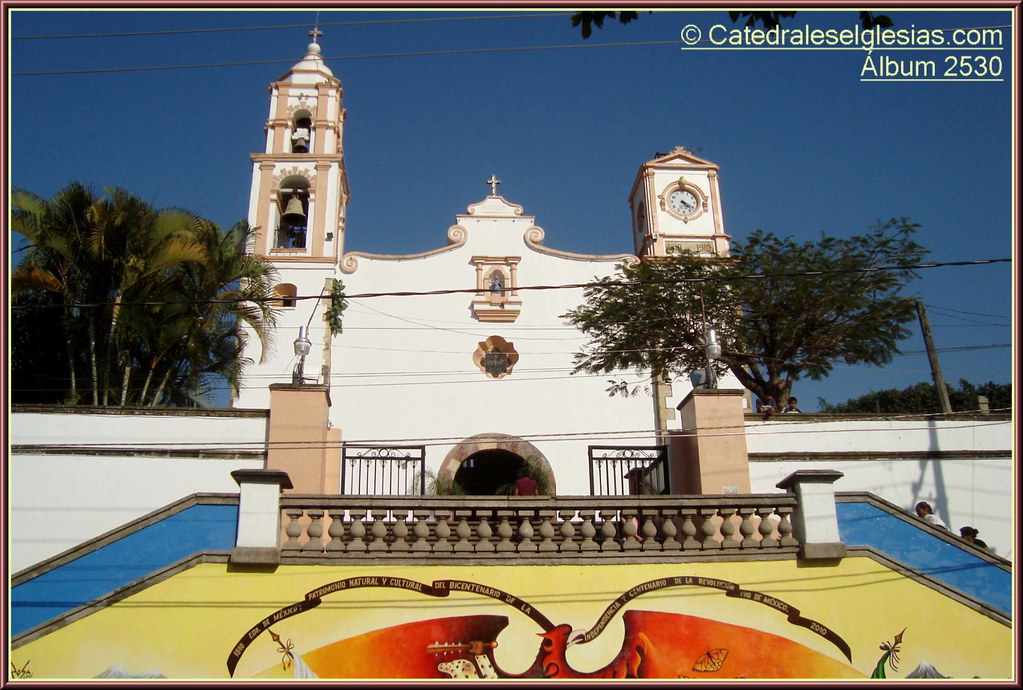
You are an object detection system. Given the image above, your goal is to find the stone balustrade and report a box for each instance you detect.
[275,494,800,558]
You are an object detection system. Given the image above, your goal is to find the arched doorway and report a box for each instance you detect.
[439,433,556,496]
[454,449,523,495]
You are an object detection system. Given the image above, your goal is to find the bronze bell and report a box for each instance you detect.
[282,195,306,223]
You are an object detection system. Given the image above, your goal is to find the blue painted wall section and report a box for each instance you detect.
[11,504,238,637]
[837,501,1010,615]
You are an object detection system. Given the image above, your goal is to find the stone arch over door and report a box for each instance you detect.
[438,433,556,494]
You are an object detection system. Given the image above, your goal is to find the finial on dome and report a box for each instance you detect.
[307,13,323,52]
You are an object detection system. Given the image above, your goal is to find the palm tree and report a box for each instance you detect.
[12,184,279,407]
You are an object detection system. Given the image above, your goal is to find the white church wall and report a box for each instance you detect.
[328,206,657,495]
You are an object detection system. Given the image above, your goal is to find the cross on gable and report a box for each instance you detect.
[486,175,501,195]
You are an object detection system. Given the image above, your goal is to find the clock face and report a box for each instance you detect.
[669,189,698,215]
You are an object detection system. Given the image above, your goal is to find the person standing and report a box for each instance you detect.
[513,467,539,496]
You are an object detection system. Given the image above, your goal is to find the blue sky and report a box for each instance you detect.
[8,8,1015,411]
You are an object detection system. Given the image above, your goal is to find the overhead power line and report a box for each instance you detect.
[9,257,1012,310]
[12,12,576,40]
[12,40,681,77]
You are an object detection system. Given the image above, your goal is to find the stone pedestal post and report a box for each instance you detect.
[230,469,293,565]
[668,388,750,494]
[776,469,846,560]
[267,383,339,494]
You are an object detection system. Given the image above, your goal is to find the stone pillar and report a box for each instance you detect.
[667,388,749,494]
[230,469,293,565]
[267,383,339,494]
[776,469,846,560]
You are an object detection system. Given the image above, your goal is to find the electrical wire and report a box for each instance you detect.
[8,257,1012,310]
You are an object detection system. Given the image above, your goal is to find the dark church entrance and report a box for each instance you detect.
[454,449,525,495]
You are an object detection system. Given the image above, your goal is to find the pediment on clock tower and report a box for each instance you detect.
[645,145,719,169]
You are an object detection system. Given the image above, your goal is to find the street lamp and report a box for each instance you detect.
[703,328,721,389]
[292,326,312,384]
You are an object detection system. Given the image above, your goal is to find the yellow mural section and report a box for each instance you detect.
[11,556,1012,680]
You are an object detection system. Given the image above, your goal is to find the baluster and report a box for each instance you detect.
[453,511,473,552]
[348,509,368,552]
[325,509,346,552]
[517,512,537,553]
[738,507,758,548]
[433,509,453,553]
[720,508,739,549]
[621,508,641,551]
[476,514,495,553]
[537,510,558,552]
[558,509,579,553]
[303,509,325,552]
[599,510,620,552]
[496,512,516,552]
[391,510,410,552]
[759,507,780,547]
[368,509,388,552]
[660,508,681,551]
[776,506,799,547]
[282,508,304,551]
[640,510,661,552]
[679,509,700,551]
[578,510,598,552]
[700,508,720,549]
[411,509,432,552]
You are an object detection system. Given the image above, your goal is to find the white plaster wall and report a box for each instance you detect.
[745,418,1012,453]
[745,417,1014,560]
[750,456,1013,560]
[9,412,269,573]
[9,453,264,574]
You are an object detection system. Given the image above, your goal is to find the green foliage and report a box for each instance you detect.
[563,218,928,403]
[324,278,348,337]
[574,10,891,38]
[819,379,1012,414]
[11,183,278,407]
[421,470,468,496]
[571,11,642,39]
[495,455,552,496]
[728,11,892,29]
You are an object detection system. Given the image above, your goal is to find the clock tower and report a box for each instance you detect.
[628,147,730,259]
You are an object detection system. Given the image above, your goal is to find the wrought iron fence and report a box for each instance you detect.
[341,444,426,495]
[588,445,669,496]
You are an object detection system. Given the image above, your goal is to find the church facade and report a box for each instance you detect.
[232,39,738,495]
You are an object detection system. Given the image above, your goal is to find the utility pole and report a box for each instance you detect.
[916,300,952,414]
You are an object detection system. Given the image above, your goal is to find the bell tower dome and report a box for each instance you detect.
[246,33,349,263]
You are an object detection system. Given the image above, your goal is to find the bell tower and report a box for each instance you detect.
[247,31,349,267]
[628,147,729,259]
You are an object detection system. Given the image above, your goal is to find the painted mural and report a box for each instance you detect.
[10,560,1012,680]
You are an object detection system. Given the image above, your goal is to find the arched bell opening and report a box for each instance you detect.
[275,176,310,249]
[291,109,313,153]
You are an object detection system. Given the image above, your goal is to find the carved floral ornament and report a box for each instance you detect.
[472,335,519,379]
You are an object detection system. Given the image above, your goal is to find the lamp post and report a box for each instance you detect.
[292,326,312,384]
[704,328,721,389]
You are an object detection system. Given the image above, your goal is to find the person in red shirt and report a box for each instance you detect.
[513,467,539,496]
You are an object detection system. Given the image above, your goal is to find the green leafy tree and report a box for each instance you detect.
[11,183,278,407]
[819,379,1012,414]
[564,218,928,404]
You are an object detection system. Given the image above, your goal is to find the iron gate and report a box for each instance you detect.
[341,444,426,495]
[588,445,669,496]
